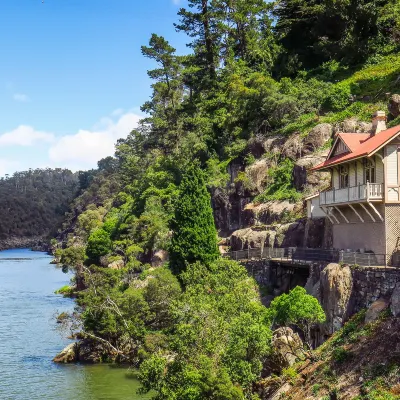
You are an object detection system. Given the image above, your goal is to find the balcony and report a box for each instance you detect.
[319,183,383,206]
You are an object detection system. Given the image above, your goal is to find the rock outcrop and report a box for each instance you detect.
[108,259,125,270]
[334,117,372,134]
[365,297,389,323]
[388,94,400,118]
[303,123,333,153]
[270,327,304,370]
[319,263,353,335]
[293,152,330,191]
[229,219,330,251]
[53,343,78,363]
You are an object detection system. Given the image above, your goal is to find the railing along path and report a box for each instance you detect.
[223,247,399,268]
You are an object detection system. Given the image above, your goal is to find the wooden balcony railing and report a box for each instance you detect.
[319,183,383,206]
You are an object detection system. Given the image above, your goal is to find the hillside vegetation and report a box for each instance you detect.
[261,311,400,399]
[0,169,79,243]
[53,1,400,399]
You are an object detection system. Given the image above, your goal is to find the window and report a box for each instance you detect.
[339,165,349,188]
[365,159,375,183]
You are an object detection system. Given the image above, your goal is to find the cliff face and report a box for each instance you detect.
[211,124,335,246]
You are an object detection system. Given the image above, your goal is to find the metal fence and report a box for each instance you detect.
[224,247,393,268]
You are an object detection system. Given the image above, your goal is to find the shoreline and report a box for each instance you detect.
[0,236,50,253]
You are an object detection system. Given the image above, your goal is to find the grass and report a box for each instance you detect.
[55,285,75,297]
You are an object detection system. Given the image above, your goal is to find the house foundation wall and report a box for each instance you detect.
[332,222,385,254]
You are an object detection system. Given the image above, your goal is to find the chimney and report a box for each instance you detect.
[372,111,387,135]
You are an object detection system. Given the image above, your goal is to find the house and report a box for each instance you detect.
[305,193,325,219]
[311,111,400,265]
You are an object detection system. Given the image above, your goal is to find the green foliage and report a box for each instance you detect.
[59,246,86,267]
[282,367,298,383]
[268,286,326,348]
[169,165,219,274]
[139,259,272,398]
[312,384,321,396]
[255,159,301,203]
[86,228,112,263]
[331,346,352,364]
[323,84,352,111]
[0,168,79,239]
[274,0,400,74]
[55,285,75,297]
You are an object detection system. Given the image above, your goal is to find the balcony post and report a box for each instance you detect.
[348,185,350,202]
[367,181,370,201]
[333,187,335,203]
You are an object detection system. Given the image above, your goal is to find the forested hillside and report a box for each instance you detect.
[0,169,79,246]
[53,1,400,399]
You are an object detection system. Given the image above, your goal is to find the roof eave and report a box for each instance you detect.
[311,153,367,172]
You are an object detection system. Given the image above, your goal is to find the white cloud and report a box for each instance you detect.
[111,108,124,117]
[172,0,181,4]
[0,159,20,177]
[13,93,30,102]
[48,111,141,171]
[0,125,54,146]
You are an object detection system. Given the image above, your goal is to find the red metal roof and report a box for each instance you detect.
[312,125,400,171]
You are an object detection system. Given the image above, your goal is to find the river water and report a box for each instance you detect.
[0,249,150,400]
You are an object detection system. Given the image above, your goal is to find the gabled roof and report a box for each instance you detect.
[312,125,400,171]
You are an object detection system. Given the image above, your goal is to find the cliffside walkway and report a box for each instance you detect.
[223,247,391,268]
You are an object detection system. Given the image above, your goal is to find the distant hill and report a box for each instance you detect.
[0,168,80,246]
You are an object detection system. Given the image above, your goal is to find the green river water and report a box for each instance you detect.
[0,248,150,400]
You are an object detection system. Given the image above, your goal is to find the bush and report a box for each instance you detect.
[323,84,351,111]
[332,346,352,364]
[254,159,302,203]
[86,228,112,263]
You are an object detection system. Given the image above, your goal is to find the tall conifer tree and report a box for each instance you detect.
[169,165,219,274]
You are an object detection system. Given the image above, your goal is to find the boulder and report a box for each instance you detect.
[320,263,353,335]
[262,136,286,154]
[388,94,400,118]
[334,118,372,134]
[230,228,268,251]
[390,282,400,317]
[250,201,296,226]
[365,297,389,323]
[151,250,169,267]
[271,327,304,370]
[293,151,330,191]
[108,259,125,270]
[246,159,269,193]
[303,123,333,153]
[282,133,303,160]
[53,343,78,363]
[275,221,306,248]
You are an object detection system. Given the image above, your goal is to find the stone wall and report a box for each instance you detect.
[243,259,400,345]
[351,268,400,311]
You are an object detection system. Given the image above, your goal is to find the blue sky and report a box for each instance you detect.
[0,0,188,175]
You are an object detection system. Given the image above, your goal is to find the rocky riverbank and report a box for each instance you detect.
[0,236,50,252]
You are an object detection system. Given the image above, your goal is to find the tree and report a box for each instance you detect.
[175,0,218,84]
[273,0,399,74]
[268,286,326,350]
[169,165,219,274]
[86,228,112,263]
